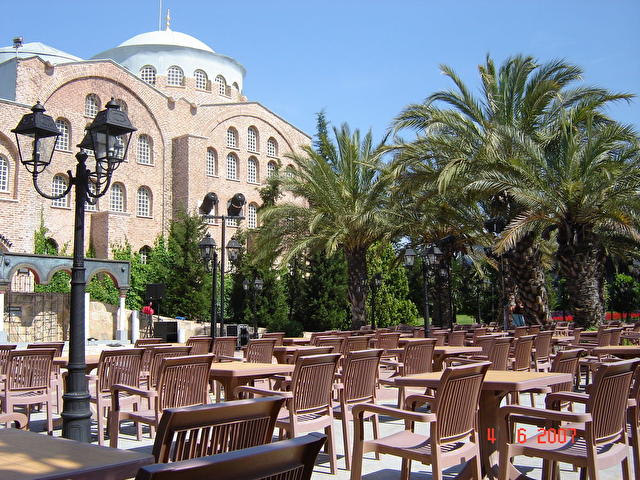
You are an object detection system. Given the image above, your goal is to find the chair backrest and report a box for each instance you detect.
[152,397,286,463]
[528,325,541,335]
[432,361,490,444]
[512,335,535,371]
[261,332,285,346]
[157,354,214,411]
[141,343,173,373]
[150,346,193,387]
[244,338,276,363]
[608,328,623,346]
[343,336,370,354]
[412,327,425,338]
[401,339,436,376]
[314,336,344,354]
[596,329,612,347]
[287,346,334,364]
[376,332,401,350]
[431,332,447,346]
[487,337,512,371]
[0,344,17,375]
[475,335,496,356]
[587,360,636,445]
[27,342,64,356]
[186,337,213,355]
[309,331,334,345]
[533,330,553,362]
[212,337,237,358]
[135,338,164,347]
[96,348,144,393]
[7,348,55,391]
[448,330,466,346]
[340,349,383,404]
[513,326,529,339]
[572,327,583,344]
[136,433,326,480]
[471,328,487,344]
[290,353,341,415]
[549,348,584,393]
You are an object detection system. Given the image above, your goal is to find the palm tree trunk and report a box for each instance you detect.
[508,233,549,325]
[557,224,604,328]
[345,247,368,329]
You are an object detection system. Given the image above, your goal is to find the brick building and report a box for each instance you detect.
[0,27,310,259]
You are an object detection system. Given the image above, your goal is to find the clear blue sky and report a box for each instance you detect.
[2,1,638,140]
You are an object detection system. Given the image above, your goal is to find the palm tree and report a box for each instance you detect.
[478,109,640,327]
[393,54,627,324]
[254,123,397,328]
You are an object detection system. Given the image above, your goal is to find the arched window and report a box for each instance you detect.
[194,69,208,90]
[247,203,258,229]
[167,65,184,86]
[140,65,156,85]
[267,161,278,179]
[247,157,258,183]
[206,148,217,176]
[110,183,125,212]
[0,155,9,192]
[55,119,70,151]
[226,153,238,180]
[267,137,278,157]
[139,245,151,264]
[85,181,97,212]
[232,82,240,93]
[84,94,100,117]
[215,75,227,96]
[247,127,258,152]
[137,186,152,217]
[137,135,152,165]
[51,174,69,207]
[226,127,238,148]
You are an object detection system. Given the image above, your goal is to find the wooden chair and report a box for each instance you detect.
[315,336,345,355]
[27,341,64,412]
[373,332,401,356]
[532,330,553,372]
[27,341,64,355]
[135,338,164,347]
[498,360,636,480]
[447,330,465,346]
[152,397,286,462]
[226,338,276,364]
[235,353,341,474]
[139,343,172,385]
[0,344,17,375]
[431,331,447,346]
[333,349,383,469]
[262,332,285,346]
[343,336,370,354]
[109,354,214,448]
[510,335,535,372]
[1,348,56,433]
[135,433,326,480]
[627,364,640,476]
[380,339,436,407]
[88,348,144,445]
[513,326,529,339]
[446,336,511,371]
[147,346,193,389]
[286,346,334,365]
[212,336,237,359]
[467,327,487,346]
[185,336,212,355]
[350,361,491,480]
[0,411,28,429]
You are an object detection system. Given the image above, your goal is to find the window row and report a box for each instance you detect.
[208,150,294,182]
[205,202,259,229]
[226,127,278,156]
[50,176,153,217]
[139,66,239,94]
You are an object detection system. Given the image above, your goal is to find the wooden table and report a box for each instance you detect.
[272,345,320,364]
[394,370,572,479]
[209,362,294,401]
[390,343,482,370]
[0,429,153,480]
[592,345,640,358]
[54,355,101,373]
[282,337,311,346]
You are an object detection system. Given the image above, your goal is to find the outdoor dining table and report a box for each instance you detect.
[394,369,572,479]
[272,345,320,363]
[592,345,640,358]
[393,341,483,370]
[0,428,153,480]
[54,354,101,373]
[209,361,294,401]
[281,337,311,346]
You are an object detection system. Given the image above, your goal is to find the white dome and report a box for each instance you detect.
[118,29,215,53]
[0,42,81,65]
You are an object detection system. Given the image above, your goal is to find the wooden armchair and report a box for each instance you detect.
[135,433,326,480]
[262,332,285,346]
[532,330,553,372]
[135,338,164,347]
[447,330,465,347]
[350,361,490,480]
[152,397,286,462]
[27,341,64,412]
[185,336,213,355]
[218,338,277,364]
[235,353,341,474]
[498,360,636,480]
[343,336,370,354]
[212,336,237,360]
[0,344,17,375]
[109,354,214,448]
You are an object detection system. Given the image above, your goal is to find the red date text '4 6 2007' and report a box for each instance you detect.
[486,427,577,444]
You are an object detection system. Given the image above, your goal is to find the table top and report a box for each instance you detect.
[209,361,294,378]
[282,338,311,345]
[593,345,640,355]
[53,355,101,369]
[0,429,153,480]
[273,345,318,353]
[394,370,572,392]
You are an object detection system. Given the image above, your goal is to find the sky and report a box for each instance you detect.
[1,1,638,140]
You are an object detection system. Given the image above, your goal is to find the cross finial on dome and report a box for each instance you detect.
[165,9,171,31]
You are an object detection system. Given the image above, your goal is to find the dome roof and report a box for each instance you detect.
[117,29,215,53]
[0,42,81,65]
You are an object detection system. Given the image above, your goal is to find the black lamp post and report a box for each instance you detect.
[244,277,263,338]
[12,99,136,442]
[404,245,442,337]
[198,233,218,339]
[369,273,382,330]
[484,216,510,331]
[199,192,246,336]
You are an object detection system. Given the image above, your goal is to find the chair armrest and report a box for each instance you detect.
[352,403,436,424]
[110,384,155,411]
[405,393,435,411]
[545,391,588,408]
[444,356,487,366]
[233,385,293,399]
[499,404,591,425]
[216,355,242,362]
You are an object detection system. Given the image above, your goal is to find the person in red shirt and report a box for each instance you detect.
[141,302,154,316]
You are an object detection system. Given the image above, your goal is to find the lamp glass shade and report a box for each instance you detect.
[226,237,242,261]
[11,102,60,174]
[198,233,216,262]
[403,248,416,267]
[242,278,250,291]
[373,273,383,287]
[254,278,264,291]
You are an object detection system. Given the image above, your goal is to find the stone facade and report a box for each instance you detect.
[0,32,309,259]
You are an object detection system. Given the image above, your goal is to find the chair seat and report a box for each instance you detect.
[367,430,472,460]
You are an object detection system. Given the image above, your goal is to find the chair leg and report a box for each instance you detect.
[108,412,120,448]
[325,424,337,475]
[621,456,631,480]
[341,416,351,470]
[350,434,364,480]
[46,400,53,435]
[371,414,380,460]
[498,444,511,480]
[400,458,411,480]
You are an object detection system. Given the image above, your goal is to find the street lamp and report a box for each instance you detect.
[243,277,263,338]
[12,99,136,442]
[198,233,218,339]
[370,273,382,330]
[404,246,441,338]
[199,192,246,336]
[484,216,510,331]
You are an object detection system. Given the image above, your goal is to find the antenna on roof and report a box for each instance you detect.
[166,9,171,30]
[158,0,163,31]
[13,36,23,59]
